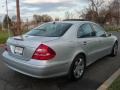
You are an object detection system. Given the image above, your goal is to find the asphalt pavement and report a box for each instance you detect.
[0,32,120,90]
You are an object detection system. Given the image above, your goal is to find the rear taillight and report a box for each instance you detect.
[32,44,56,60]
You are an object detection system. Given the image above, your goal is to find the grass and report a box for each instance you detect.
[0,29,28,44]
[105,26,120,32]
[108,76,120,90]
[0,31,9,44]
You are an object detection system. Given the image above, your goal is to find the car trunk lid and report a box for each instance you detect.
[6,35,59,61]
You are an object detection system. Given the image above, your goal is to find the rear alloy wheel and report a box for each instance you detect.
[110,42,118,57]
[68,55,85,81]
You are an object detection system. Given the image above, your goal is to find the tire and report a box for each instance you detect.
[68,54,86,81]
[110,42,118,57]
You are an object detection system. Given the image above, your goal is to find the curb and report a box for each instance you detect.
[97,68,120,90]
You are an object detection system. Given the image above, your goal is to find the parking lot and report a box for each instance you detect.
[0,32,120,90]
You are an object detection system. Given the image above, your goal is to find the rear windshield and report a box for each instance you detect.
[26,23,72,37]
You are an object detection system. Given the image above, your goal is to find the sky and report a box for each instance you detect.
[0,0,112,21]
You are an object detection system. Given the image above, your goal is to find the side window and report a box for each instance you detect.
[77,24,94,38]
[92,24,105,37]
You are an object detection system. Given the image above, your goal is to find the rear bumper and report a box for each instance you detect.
[2,51,69,78]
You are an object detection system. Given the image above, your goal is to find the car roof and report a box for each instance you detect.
[63,21,93,24]
[50,21,94,25]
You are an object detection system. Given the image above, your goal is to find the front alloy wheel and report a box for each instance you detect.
[110,42,118,57]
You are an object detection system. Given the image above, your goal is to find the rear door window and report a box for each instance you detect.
[77,24,95,38]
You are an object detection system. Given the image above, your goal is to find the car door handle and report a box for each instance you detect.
[83,41,87,45]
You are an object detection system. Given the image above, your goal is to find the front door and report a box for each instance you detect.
[91,23,113,57]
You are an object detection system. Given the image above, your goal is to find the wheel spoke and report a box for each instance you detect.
[78,59,82,65]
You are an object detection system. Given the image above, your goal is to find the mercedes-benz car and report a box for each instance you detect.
[2,21,118,80]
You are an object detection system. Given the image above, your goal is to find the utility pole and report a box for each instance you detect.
[16,0,21,35]
[118,0,120,26]
[1,2,4,31]
[26,18,29,31]
[6,0,10,37]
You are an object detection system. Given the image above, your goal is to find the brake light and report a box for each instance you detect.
[32,44,56,60]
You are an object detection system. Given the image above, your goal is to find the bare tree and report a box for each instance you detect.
[65,11,70,19]
[64,11,74,19]
[33,14,53,24]
[89,0,104,13]
[77,0,120,26]
[109,0,120,25]
[77,0,104,22]
[55,17,60,21]
[42,15,53,22]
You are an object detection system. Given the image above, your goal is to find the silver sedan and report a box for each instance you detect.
[2,21,118,80]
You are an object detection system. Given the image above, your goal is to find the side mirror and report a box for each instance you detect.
[108,33,112,37]
[101,33,107,37]
[101,32,112,37]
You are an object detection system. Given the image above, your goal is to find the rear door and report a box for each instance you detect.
[77,23,101,65]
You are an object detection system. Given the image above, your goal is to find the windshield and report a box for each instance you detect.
[26,23,72,37]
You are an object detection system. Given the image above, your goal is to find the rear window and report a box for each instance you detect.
[26,23,72,37]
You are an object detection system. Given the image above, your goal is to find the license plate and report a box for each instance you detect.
[14,46,24,55]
